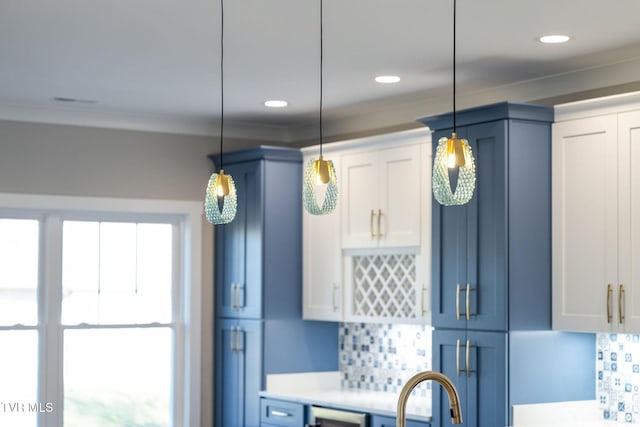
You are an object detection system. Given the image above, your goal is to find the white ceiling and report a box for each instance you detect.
[1,0,640,143]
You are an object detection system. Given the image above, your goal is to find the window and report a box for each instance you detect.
[0,194,202,427]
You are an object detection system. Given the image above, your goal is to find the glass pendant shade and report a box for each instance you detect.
[303,156,338,215]
[432,133,476,206]
[205,169,237,224]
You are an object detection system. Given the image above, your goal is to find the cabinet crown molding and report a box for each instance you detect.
[554,90,640,122]
[417,102,554,131]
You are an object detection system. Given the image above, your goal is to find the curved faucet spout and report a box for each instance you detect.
[396,371,462,426]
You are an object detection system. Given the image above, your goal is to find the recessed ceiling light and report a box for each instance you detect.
[264,100,288,108]
[538,34,571,44]
[375,75,401,84]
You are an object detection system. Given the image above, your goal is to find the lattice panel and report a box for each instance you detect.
[352,254,416,319]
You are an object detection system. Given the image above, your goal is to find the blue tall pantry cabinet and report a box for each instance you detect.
[419,103,594,427]
[210,146,338,427]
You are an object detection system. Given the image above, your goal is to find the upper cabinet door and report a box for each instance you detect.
[617,111,640,332]
[379,145,422,247]
[431,121,508,331]
[552,114,618,332]
[215,160,264,320]
[302,155,343,321]
[341,145,422,249]
[341,151,380,248]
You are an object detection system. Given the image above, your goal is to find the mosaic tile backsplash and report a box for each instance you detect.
[597,333,640,423]
[339,322,431,397]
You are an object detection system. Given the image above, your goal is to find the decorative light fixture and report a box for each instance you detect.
[432,0,476,206]
[205,0,237,224]
[303,0,338,216]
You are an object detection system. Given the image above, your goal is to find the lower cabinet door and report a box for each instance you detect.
[216,318,263,427]
[371,414,430,427]
[432,329,506,427]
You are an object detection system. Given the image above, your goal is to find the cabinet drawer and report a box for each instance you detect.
[372,414,430,427]
[260,398,304,427]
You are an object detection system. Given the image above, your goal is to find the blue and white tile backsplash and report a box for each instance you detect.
[597,333,640,423]
[339,322,431,397]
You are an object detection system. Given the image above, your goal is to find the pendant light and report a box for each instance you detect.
[205,0,237,224]
[432,0,476,206]
[303,0,339,216]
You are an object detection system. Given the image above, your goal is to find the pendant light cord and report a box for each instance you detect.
[319,0,324,158]
[453,0,457,132]
[219,0,225,169]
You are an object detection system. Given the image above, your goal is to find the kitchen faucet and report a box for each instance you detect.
[396,371,462,426]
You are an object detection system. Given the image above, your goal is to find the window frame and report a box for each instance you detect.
[0,193,203,427]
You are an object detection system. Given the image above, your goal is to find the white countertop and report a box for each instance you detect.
[259,371,431,422]
[512,400,615,427]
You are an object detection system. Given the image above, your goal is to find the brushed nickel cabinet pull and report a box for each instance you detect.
[456,284,462,320]
[620,284,625,324]
[466,340,473,377]
[230,283,236,310]
[235,326,243,352]
[421,287,427,316]
[466,283,472,321]
[370,209,376,239]
[230,327,236,352]
[377,209,383,239]
[332,283,339,312]
[456,339,461,376]
[271,410,290,418]
[607,284,613,324]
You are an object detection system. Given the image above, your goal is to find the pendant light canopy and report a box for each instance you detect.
[205,0,237,224]
[432,0,476,206]
[303,0,339,216]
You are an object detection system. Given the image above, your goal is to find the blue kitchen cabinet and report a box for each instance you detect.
[420,102,554,332]
[372,414,430,427]
[431,329,506,427]
[211,146,339,427]
[421,103,596,427]
[216,318,262,427]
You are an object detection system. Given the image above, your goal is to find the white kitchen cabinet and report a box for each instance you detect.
[302,154,343,321]
[553,93,640,333]
[341,144,422,249]
[301,129,431,323]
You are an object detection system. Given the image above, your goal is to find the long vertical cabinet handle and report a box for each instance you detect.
[456,339,461,376]
[377,209,383,239]
[230,327,236,352]
[620,284,626,324]
[466,283,474,321]
[370,209,376,239]
[421,287,427,316]
[607,284,613,324]
[235,326,243,352]
[230,283,236,310]
[465,340,474,377]
[456,284,462,320]
[237,285,244,310]
[332,284,339,312]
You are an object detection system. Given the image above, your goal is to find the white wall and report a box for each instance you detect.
[0,118,260,427]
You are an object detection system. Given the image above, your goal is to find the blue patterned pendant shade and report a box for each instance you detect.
[205,170,237,224]
[432,135,476,205]
[204,0,237,225]
[303,156,338,215]
[303,0,339,216]
[432,0,476,206]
